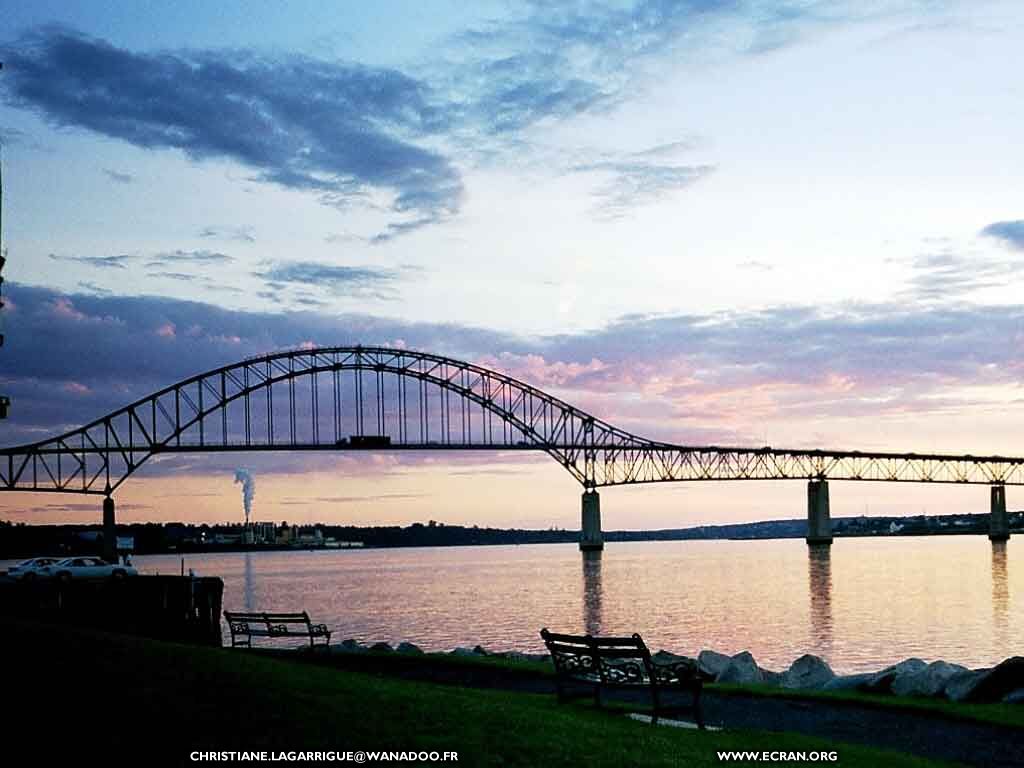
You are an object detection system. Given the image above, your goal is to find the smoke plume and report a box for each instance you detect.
[233,468,255,524]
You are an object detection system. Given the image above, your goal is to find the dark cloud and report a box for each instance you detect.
[102,168,134,183]
[1,26,462,239]
[981,220,1024,251]
[4,283,1024,456]
[901,248,1024,302]
[256,261,399,299]
[48,253,132,269]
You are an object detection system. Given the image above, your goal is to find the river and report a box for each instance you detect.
[130,535,1019,674]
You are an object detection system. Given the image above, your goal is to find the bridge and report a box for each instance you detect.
[0,346,1018,558]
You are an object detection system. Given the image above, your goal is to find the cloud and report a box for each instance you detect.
[256,261,399,299]
[48,253,133,269]
[5,283,1024,461]
[900,246,1024,302]
[146,249,234,267]
[199,226,256,243]
[1,26,462,239]
[102,168,134,183]
[573,155,715,219]
[981,220,1024,251]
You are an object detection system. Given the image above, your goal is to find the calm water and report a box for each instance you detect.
[129,535,1020,674]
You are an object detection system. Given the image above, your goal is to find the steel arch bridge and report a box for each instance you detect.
[2,345,1023,496]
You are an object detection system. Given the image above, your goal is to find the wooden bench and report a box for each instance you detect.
[540,628,704,728]
[223,611,331,648]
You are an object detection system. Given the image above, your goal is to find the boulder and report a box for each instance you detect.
[781,654,835,690]
[952,657,1024,703]
[1003,688,1024,704]
[891,661,967,698]
[330,639,367,654]
[652,650,696,665]
[865,658,927,693]
[499,651,530,663]
[396,642,423,655]
[472,645,490,656]
[450,647,477,657]
[944,669,991,702]
[369,641,393,653]
[698,650,732,680]
[760,669,784,686]
[716,651,764,685]
[823,672,875,691]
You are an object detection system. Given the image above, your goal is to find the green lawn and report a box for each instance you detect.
[2,621,957,767]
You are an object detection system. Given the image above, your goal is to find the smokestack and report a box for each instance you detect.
[234,468,255,526]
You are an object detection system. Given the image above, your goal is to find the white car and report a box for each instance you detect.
[5,557,62,580]
[42,556,138,581]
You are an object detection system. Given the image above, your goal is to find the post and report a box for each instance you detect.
[989,485,1010,542]
[806,479,833,545]
[102,495,117,562]
[580,489,603,551]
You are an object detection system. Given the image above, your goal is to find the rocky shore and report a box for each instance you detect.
[322,639,1024,706]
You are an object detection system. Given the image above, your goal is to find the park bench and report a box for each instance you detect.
[540,628,704,728]
[223,610,331,648]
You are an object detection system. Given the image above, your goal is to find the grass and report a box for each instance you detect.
[303,646,1024,731]
[1,620,957,767]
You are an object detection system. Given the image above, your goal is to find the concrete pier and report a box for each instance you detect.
[806,479,833,545]
[580,490,603,551]
[989,485,1010,542]
[102,496,116,563]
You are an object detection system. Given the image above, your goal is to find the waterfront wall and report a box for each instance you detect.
[0,575,223,646]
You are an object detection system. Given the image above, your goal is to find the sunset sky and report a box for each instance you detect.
[1,1,1023,530]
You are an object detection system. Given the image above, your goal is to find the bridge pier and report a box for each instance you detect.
[806,479,833,546]
[580,490,603,551]
[102,495,117,563]
[990,485,1010,542]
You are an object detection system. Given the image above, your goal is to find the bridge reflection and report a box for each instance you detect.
[808,544,833,653]
[991,541,1009,644]
[581,550,603,636]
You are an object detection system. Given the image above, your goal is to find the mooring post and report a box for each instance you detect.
[580,489,603,551]
[102,495,117,562]
[989,484,1010,542]
[806,479,833,546]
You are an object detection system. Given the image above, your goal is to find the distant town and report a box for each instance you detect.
[1,510,1021,559]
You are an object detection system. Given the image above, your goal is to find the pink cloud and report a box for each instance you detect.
[62,381,91,395]
[155,322,176,338]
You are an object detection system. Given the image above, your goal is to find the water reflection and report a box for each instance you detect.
[243,551,255,611]
[581,550,603,636]
[992,541,1009,643]
[808,544,833,652]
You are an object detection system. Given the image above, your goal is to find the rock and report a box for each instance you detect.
[865,658,928,693]
[396,642,423,655]
[652,650,695,665]
[944,669,991,702]
[781,654,835,690]
[891,661,967,698]
[698,650,732,680]
[500,651,529,663]
[1003,688,1024,704]
[717,651,764,685]
[760,669,784,686]
[472,645,489,656]
[331,639,367,654]
[951,657,1024,703]
[525,653,551,664]
[450,647,477,657]
[822,673,875,692]
[369,642,393,653]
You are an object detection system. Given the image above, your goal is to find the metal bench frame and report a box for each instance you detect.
[540,628,704,728]
[223,611,331,648]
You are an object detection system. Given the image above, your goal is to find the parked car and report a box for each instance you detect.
[5,557,62,580]
[41,557,138,581]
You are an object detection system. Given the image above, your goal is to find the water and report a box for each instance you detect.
[127,535,1019,674]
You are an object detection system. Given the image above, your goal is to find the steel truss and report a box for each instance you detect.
[1,346,1022,494]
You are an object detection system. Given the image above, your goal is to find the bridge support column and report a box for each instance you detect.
[806,480,833,546]
[102,496,117,563]
[580,490,603,551]
[990,485,1010,542]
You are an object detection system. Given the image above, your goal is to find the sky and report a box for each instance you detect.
[1,0,1023,530]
